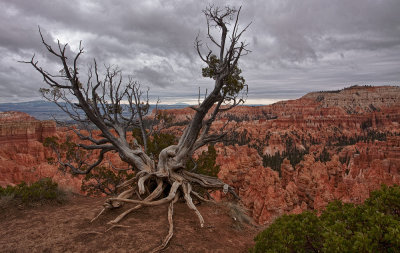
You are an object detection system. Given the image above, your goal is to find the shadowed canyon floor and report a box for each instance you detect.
[0,195,259,252]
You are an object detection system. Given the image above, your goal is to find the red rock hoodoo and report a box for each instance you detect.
[1,85,399,224]
[163,85,400,224]
[0,111,83,191]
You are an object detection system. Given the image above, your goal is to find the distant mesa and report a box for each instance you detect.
[0,111,36,122]
[0,111,56,143]
[303,85,400,113]
[0,101,192,121]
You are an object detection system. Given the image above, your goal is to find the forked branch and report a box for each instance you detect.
[24,5,249,252]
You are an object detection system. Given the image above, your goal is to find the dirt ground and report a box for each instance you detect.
[0,194,260,252]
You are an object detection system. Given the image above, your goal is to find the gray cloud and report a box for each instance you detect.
[135,61,175,88]
[0,0,399,104]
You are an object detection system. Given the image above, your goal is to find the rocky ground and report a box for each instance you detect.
[0,194,259,252]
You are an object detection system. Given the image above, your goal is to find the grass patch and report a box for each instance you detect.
[0,178,66,209]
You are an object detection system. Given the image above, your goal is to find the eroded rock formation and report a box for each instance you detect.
[1,85,399,224]
[162,86,400,224]
[0,112,82,191]
[212,86,400,224]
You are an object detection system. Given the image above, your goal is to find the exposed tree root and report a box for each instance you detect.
[105,224,131,232]
[90,169,238,252]
[81,231,104,235]
[29,4,247,253]
[191,191,214,203]
[109,180,181,207]
[151,193,180,253]
[108,180,165,225]
[90,208,105,223]
[183,183,204,227]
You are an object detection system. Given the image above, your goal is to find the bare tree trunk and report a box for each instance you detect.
[22,5,250,252]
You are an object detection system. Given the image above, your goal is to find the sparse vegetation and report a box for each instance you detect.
[0,178,66,208]
[81,166,134,196]
[334,130,388,146]
[187,144,220,178]
[317,146,330,163]
[261,136,309,175]
[251,185,400,252]
[262,152,285,174]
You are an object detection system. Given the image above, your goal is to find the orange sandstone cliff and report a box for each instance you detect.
[164,85,400,224]
[1,85,399,225]
[0,111,130,192]
[0,111,83,191]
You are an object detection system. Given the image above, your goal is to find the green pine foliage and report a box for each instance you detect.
[262,152,285,174]
[262,136,309,175]
[202,54,246,97]
[252,211,323,253]
[131,129,177,159]
[318,147,331,163]
[196,144,221,177]
[186,144,220,177]
[333,130,388,146]
[147,133,177,159]
[364,184,400,221]
[251,185,400,252]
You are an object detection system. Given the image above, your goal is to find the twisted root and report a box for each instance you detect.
[150,192,180,253]
[90,169,237,252]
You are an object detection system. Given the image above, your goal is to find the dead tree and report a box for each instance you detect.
[23,5,250,252]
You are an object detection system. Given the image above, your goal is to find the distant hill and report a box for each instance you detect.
[0,101,67,121]
[1,85,398,120]
[0,101,190,121]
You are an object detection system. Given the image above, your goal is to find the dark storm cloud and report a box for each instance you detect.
[0,0,399,104]
[135,61,175,88]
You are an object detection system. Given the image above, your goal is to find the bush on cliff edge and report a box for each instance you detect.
[251,185,400,252]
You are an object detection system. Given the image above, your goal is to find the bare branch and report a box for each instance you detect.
[26,6,249,250]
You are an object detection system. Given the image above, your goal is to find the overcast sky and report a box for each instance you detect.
[0,0,399,104]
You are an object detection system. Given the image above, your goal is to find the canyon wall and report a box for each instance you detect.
[216,86,400,224]
[0,111,130,192]
[164,85,400,224]
[0,111,56,143]
[216,137,400,224]
[1,85,399,225]
[0,111,82,191]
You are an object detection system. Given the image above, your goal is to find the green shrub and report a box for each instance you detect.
[364,184,400,220]
[147,132,177,158]
[195,144,220,177]
[186,144,220,177]
[81,166,134,196]
[320,200,400,252]
[251,185,400,252]
[0,178,65,205]
[252,211,323,253]
[131,129,177,159]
